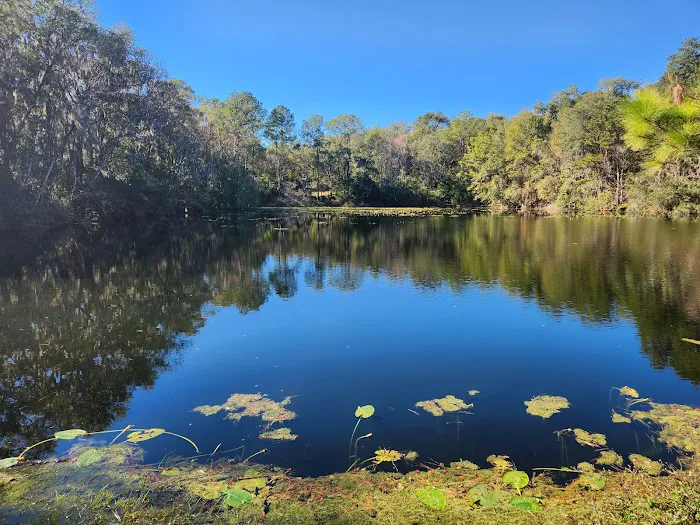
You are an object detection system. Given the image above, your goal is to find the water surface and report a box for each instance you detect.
[1,214,699,476]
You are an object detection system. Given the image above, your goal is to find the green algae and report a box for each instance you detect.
[259,427,298,441]
[524,395,570,419]
[195,393,297,424]
[596,450,624,467]
[629,454,663,476]
[611,412,631,424]
[631,402,700,454]
[415,395,471,416]
[572,428,607,447]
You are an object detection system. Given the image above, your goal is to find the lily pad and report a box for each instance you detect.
[259,427,297,441]
[510,497,542,511]
[223,489,254,507]
[355,405,375,419]
[126,428,165,443]
[375,449,403,464]
[0,457,19,469]
[573,428,607,447]
[524,395,570,419]
[77,448,105,467]
[415,487,446,510]
[629,454,663,475]
[502,471,529,490]
[467,485,505,507]
[55,429,87,440]
[579,473,606,491]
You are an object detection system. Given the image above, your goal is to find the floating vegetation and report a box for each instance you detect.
[450,459,480,470]
[194,393,296,424]
[223,489,254,507]
[612,412,631,424]
[502,471,529,493]
[127,428,165,443]
[415,395,471,416]
[189,480,228,500]
[404,451,419,464]
[374,449,403,464]
[349,404,375,465]
[415,487,446,510]
[616,386,640,398]
[572,428,607,447]
[0,458,19,469]
[468,390,480,396]
[578,472,606,491]
[487,454,513,472]
[629,454,663,476]
[596,450,623,467]
[76,448,105,467]
[524,395,570,419]
[258,428,297,441]
[631,402,700,454]
[55,429,87,440]
[577,462,595,473]
[467,484,507,507]
[510,496,542,511]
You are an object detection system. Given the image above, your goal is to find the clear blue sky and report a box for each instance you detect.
[96,0,700,128]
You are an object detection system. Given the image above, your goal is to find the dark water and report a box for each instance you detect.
[1,214,699,476]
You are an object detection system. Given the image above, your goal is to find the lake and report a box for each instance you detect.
[1,213,698,477]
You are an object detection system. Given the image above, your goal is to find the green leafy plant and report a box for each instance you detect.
[502,471,529,494]
[349,405,374,464]
[510,496,542,511]
[223,489,254,507]
[578,472,606,490]
[416,487,446,510]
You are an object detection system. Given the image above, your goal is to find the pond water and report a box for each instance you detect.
[1,214,699,477]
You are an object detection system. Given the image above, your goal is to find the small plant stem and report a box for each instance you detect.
[109,425,133,446]
[163,431,200,453]
[354,433,372,462]
[348,418,361,463]
[18,438,58,460]
[243,449,268,463]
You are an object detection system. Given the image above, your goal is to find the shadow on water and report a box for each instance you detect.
[0,214,698,474]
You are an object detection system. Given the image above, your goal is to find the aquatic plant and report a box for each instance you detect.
[468,390,480,396]
[596,450,623,467]
[486,454,513,472]
[629,454,663,475]
[631,402,700,454]
[450,459,480,470]
[348,404,374,464]
[258,428,297,441]
[374,449,403,465]
[502,471,529,494]
[510,496,542,511]
[2,426,200,469]
[194,393,296,424]
[524,395,570,419]
[415,487,446,510]
[223,489,254,507]
[415,395,471,416]
[404,451,419,464]
[577,462,595,472]
[615,386,640,399]
[578,472,606,491]
[572,428,607,447]
[611,412,631,424]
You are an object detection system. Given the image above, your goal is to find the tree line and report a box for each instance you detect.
[1,0,699,225]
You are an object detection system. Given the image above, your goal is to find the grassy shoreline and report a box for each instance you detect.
[1,450,698,524]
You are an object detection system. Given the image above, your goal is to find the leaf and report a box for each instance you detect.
[578,473,606,491]
[502,471,529,490]
[0,457,19,469]
[77,449,105,467]
[510,497,542,511]
[126,428,165,443]
[415,487,446,510]
[223,489,254,507]
[354,405,375,419]
[54,429,87,440]
[374,449,403,464]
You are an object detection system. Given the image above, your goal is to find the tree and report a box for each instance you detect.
[301,114,325,197]
[326,114,364,184]
[263,105,296,189]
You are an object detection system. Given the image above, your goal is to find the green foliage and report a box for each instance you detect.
[54,430,87,440]
[502,471,529,490]
[126,429,165,443]
[354,405,375,419]
[510,496,543,511]
[579,473,606,491]
[0,458,19,469]
[415,487,446,510]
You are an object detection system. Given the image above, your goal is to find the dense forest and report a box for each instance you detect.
[1,0,699,226]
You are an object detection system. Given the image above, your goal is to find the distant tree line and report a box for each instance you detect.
[1,1,699,224]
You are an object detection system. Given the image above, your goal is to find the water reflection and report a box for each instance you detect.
[0,214,699,461]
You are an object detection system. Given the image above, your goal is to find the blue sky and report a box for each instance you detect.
[96,0,700,128]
